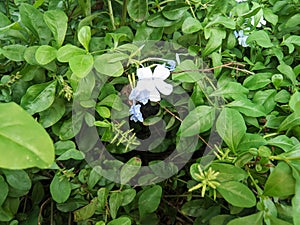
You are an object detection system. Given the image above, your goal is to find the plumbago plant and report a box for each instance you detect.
[0,0,300,224]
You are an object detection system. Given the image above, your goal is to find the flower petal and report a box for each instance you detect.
[149,88,161,102]
[153,64,170,80]
[137,67,152,80]
[154,80,173,96]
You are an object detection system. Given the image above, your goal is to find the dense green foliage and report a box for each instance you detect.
[0,0,300,224]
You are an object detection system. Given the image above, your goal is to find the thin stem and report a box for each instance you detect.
[121,0,128,26]
[38,198,51,225]
[107,0,116,30]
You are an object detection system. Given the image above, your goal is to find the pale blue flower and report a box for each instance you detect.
[129,89,150,105]
[129,64,173,102]
[166,60,176,71]
[234,30,249,47]
[129,104,143,122]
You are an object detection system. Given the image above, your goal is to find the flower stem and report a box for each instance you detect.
[107,0,116,30]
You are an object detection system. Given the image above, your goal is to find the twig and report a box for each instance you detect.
[38,198,51,225]
[172,62,254,75]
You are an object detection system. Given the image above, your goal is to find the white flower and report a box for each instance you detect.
[251,16,266,28]
[236,0,247,2]
[129,64,173,102]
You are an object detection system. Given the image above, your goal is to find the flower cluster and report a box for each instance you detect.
[234,0,267,47]
[129,62,174,122]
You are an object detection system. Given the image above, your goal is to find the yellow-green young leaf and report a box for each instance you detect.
[217,181,256,208]
[57,44,86,62]
[0,102,54,169]
[74,198,98,222]
[268,216,293,225]
[69,54,94,78]
[20,80,57,115]
[107,217,131,225]
[50,173,71,203]
[78,26,91,51]
[120,157,142,184]
[35,45,57,65]
[44,10,68,48]
[264,162,295,197]
[227,212,264,225]
[94,54,124,77]
[278,112,300,132]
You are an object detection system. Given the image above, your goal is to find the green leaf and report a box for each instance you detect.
[78,26,91,51]
[1,44,26,61]
[179,106,215,137]
[147,13,177,28]
[44,10,68,48]
[109,192,123,219]
[0,102,54,169]
[35,45,57,65]
[120,157,142,184]
[238,133,267,152]
[57,44,86,62]
[202,28,226,56]
[56,149,85,161]
[283,35,300,48]
[278,112,300,132]
[1,169,31,191]
[94,54,124,77]
[268,215,293,225]
[277,63,297,85]
[0,176,8,206]
[210,163,248,182]
[127,0,148,22]
[210,82,249,100]
[107,217,131,225]
[226,99,266,117]
[290,161,300,225]
[138,185,162,216]
[162,5,189,21]
[69,54,94,78]
[50,173,72,203]
[39,98,66,128]
[206,15,236,29]
[247,30,273,48]
[74,198,98,222]
[267,135,294,152]
[289,91,300,112]
[182,17,203,34]
[19,3,51,44]
[253,89,277,114]
[20,80,57,115]
[181,200,205,217]
[173,60,204,82]
[264,162,295,197]
[121,189,136,206]
[263,8,278,25]
[216,108,246,152]
[243,73,272,90]
[217,181,256,208]
[227,212,263,225]
[285,13,300,28]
